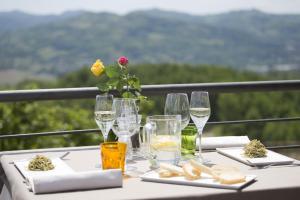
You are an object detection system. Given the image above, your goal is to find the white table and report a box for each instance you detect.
[1,146,300,200]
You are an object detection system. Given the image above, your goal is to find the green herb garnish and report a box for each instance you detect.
[244,139,267,158]
[28,155,55,171]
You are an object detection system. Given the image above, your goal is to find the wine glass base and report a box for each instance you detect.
[193,153,214,165]
[179,155,212,166]
[131,150,149,160]
[194,157,212,165]
[125,165,137,171]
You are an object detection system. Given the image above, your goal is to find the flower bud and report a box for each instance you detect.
[118,56,129,68]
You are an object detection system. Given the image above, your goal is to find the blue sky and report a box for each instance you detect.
[1,0,300,15]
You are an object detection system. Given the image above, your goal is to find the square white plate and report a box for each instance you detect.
[217,148,295,166]
[140,170,256,190]
[14,157,74,180]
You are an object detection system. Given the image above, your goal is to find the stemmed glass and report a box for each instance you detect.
[94,94,115,142]
[189,91,211,163]
[164,93,190,130]
[112,98,139,160]
[131,114,142,157]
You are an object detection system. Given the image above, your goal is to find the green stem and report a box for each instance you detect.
[126,74,129,92]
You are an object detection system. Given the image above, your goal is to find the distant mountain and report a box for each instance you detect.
[0,9,299,74]
[0,10,83,31]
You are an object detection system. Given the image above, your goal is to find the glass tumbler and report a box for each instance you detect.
[101,142,127,172]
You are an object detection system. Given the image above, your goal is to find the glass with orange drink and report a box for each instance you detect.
[101,142,127,172]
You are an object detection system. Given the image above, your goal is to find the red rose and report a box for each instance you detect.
[118,56,129,67]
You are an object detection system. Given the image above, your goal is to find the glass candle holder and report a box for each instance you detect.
[181,125,197,156]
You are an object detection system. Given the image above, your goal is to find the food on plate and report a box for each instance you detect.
[28,155,55,171]
[157,160,246,184]
[182,163,201,180]
[217,171,246,184]
[190,159,216,177]
[244,139,267,158]
[159,163,184,176]
[189,160,246,184]
[158,169,178,178]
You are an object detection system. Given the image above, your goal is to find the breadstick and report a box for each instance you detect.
[218,171,246,184]
[182,163,201,180]
[189,159,217,177]
[159,163,184,176]
[158,169,177,178]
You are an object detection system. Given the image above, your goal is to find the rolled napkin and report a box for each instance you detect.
[27,169,122,194]
[197,136,250,150]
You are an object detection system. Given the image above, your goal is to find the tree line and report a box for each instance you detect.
[1,63,299,150]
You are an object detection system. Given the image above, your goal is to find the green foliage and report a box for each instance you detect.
[0,83,101,151]
[1,63,300,151]
[216,91,300,143]
[105,65,120,79]
[0,100,100,151]
[56,63,300,144]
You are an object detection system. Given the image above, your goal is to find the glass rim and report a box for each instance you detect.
[146,115,181,120]
[101,142,126,146]
[191,91,209,94]
[167,93,188,96]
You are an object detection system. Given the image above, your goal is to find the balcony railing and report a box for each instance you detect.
[1,80,300,150]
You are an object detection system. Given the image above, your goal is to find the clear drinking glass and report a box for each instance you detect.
[94,94,115,142]
[145,115,181,167]
[164,93,190,130]
[189,91,211,163]
[112,98,139,160]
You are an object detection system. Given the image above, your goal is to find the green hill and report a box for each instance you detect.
[0,10,82,31]
[0,9,300,75]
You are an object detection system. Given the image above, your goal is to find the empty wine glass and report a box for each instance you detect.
[94,94,115,142]
[164,93,190,130]
[112,98,139,160]
[131,114,142,157]
[189,91,211,163]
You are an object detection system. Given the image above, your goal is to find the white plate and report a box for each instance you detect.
[140,170,256,190]
[14,157,74,180]
[217,148,295,166]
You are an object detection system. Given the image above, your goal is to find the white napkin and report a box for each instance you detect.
[197,136,250,150]
[27,169,122,194]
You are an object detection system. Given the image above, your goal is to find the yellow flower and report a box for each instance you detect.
[91,59,105,76]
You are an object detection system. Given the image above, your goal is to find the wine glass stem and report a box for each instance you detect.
[197,131,204,161]
[103,134,108,142]
[102,129,110,142]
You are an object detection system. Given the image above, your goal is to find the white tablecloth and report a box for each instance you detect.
[1,146,300,200]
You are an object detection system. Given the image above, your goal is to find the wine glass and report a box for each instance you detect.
[112,98,139,160]
[94,94,115,142]
[131,114,142,157]
[164,93,190,130]
[189,91,211,163]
